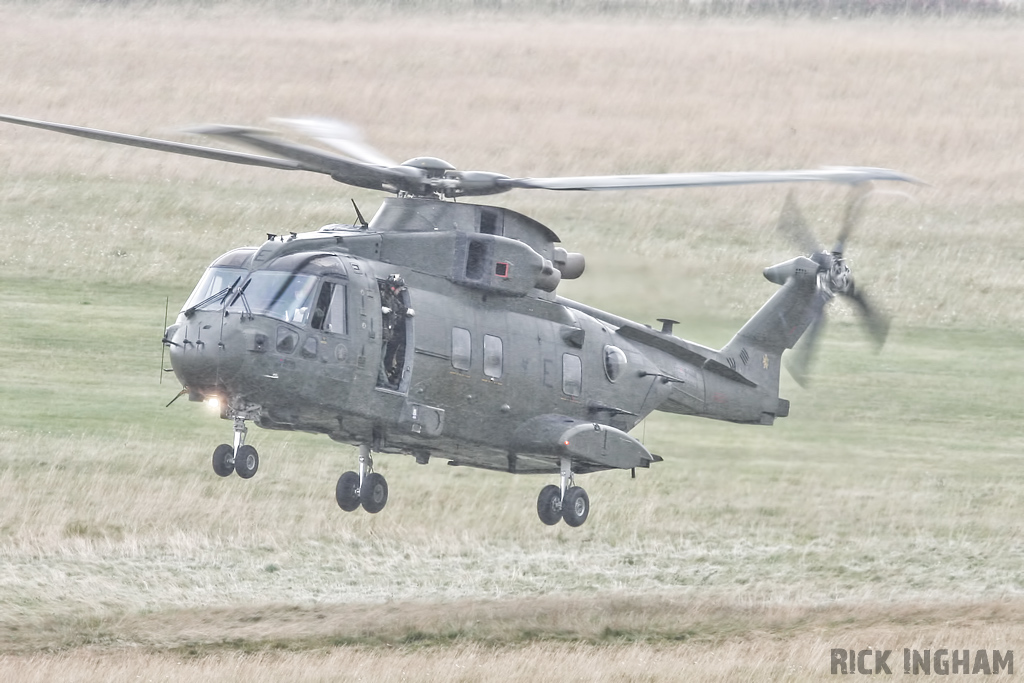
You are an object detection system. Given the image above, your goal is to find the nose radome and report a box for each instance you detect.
[167,312,245,392]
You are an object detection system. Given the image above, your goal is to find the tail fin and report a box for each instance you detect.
[718,256,824,388]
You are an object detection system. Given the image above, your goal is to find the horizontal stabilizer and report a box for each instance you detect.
[615,324,710,366]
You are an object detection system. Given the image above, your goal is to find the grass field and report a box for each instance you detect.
[1,2,1024,680]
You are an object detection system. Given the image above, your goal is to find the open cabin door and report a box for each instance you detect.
[376,275,414,393]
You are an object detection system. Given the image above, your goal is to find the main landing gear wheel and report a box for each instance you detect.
[234,444,259,479]
[336,471,361,511]
[536,457,591,527]
[360,472,389,514]
[212,444,234,477]
[336,445,389,514]
[537,485,562,526]
[562,486,590,527]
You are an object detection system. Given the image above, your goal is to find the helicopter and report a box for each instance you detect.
[0,113,919,527]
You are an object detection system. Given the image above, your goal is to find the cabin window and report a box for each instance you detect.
[483,334,503,379]
[562,353,582,396]
[452,327,472,371]
[603,345,627,382]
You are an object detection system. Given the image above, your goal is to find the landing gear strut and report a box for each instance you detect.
[211,416,260,479]
[536,456,590,527]
[336,444,389,514]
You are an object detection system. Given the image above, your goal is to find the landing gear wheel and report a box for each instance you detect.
[360,472,388,513]
[336,471,361,511]
[537,484,562,526]
[212,444,234,477]
[234,444,259,479]
[562,486,590,527]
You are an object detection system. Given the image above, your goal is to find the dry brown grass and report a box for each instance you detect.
[3,598,1024,681]
[2,3,1024,680]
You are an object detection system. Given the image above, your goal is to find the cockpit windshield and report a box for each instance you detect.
[181,267,246,312]
[228,272,319,325]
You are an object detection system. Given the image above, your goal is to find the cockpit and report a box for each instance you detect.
[181,249,349,330]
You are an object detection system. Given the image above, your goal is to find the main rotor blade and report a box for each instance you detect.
[0,114,302,172]
[186,125,422,193]
[502,167,922,192]
[1,114,924,200]
[273,117,398,167]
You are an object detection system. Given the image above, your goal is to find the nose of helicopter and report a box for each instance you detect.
[164,311,246,396]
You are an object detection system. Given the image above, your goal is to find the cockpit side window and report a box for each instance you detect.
[310,282,333,331]
[311,281,349,335]
[326,284,348,335]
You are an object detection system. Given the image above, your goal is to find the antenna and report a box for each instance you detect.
[160,296,169,384]
[351,199,368,229]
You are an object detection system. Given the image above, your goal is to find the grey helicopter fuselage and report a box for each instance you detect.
[166,196,799,478]
[0,112,903,526]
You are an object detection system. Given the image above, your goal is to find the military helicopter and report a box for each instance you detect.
[0,113,918,527]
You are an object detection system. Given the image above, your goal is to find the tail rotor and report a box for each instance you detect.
[779,184,890,386]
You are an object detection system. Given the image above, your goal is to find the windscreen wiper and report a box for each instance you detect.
[228,278,254,320]
[184,276,241,318]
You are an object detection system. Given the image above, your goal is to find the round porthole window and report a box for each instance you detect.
[603,345,627,382]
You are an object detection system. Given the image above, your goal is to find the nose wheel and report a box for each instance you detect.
[336,444,389,514]
[210,416,260,479]
[536,457,590,527]
[212,444,234,477]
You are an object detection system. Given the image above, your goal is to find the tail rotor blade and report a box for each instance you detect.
[842,289,890,349]
[834,182,873,254]
[786,291,829,387]
[777,191,821,255]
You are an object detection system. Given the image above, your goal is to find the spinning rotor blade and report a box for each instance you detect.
[833,183,890,348]
[0,114,301,171]
[185,124,422,193]
[834,182,874,254]
[842,289,890,348]
[786,291,830,388]
[778,188,894,386]
[0,114,923,199]
[273,117,398,167]
[776,191,822,256]
[503,167,920,192]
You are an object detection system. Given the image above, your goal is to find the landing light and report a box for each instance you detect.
[205,396,221,412]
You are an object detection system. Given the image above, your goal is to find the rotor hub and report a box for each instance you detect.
[826,254,853,295]
[400,156,456,178]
